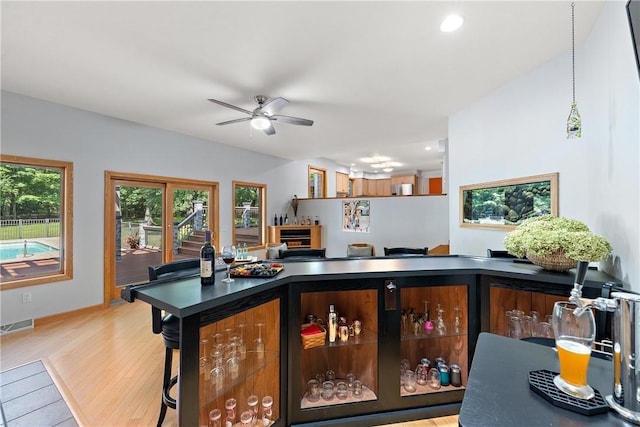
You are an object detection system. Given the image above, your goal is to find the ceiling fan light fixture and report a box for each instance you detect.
[251,116,271,130]
[383,167,394,173]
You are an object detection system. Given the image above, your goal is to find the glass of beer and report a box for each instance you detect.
[551,301,596,399]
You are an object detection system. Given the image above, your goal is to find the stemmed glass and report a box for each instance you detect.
[221,245,237,283]
[255,322,265,359]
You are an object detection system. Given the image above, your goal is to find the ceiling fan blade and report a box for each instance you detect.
[263,122,276,136]
[207,98,253,115]
[271,115,314,126]
[261,97,289,116]
[216,117,252,126]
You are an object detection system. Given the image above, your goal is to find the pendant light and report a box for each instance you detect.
[567,2,582,139]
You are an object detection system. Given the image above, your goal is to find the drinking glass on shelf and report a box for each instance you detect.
[306,379,321,402]
[551,301,596,399]
[240,410,253,427]
[436,304,447,334]
[247,395,259,424]
[261,395,273,425]
[352,380,364,398]
[221,245,237,283]
[255,322,265,359]
[224,398,237,427]
[236,323,247,360]
[509,316,523,339]
[403,369,417,393]
[453,306,462,333]
[208,408,222,427]
[427,367,442,390]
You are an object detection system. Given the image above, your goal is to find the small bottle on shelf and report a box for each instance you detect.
[273,213,278,226]
[314,215,319,225]
[284,213,289,225]
[328,305,338,343]
[200,231,215,286]
[279,214,283,226]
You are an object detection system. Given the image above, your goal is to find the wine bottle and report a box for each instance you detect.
[279,214,283,226]
[200,230,215,286]
[273,213,278,226]
[284,214,289,225]
[328,304,337,343]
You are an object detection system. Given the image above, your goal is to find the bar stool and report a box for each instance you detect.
[148,258,200,426]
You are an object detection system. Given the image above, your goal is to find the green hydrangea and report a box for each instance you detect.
[504,215,612,261]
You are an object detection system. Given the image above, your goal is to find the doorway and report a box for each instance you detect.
[104,171,218,303]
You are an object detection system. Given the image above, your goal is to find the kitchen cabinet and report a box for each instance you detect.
[336,172,350,197]
[376,178,391,196]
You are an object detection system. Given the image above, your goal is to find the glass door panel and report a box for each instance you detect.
[171,187,210,260]
[114,182,164,287]
[298,289,378,409]
[400,285,468,396]
[198,299,280,426]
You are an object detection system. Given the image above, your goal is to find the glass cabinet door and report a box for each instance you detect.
[399,285,468,397]
[298,289,379,410]
[198,298,280,426]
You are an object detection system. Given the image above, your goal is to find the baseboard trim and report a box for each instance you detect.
[34,304,104,327]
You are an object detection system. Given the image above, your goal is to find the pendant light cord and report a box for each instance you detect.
[571,2,576,105]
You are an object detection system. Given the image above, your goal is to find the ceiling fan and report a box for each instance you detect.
[207,95,314,135]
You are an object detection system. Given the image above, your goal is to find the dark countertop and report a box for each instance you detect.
[459,333,634,426]
[125,255,620,318]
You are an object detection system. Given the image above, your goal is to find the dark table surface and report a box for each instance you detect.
[126,255,619,318]
[459,333,634,427]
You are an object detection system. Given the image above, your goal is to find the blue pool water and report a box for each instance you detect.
[0,241,58,261]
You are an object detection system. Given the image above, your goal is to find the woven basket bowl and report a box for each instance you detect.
[526,250,577,272]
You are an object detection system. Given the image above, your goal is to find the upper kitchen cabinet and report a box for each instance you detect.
[336,172,351,197]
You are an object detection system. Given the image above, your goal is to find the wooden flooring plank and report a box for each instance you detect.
[0,300,458,427]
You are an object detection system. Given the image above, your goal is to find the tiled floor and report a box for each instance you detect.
[0,360,78,427]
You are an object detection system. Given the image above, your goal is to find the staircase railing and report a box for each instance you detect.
[174,204,208,254]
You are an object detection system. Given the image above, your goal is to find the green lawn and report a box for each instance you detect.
[0,223,60,240]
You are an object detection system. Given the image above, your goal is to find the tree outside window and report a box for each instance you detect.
[232,181,266,249]
[0,155,73,289]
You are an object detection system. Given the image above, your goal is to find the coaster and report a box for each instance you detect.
[528,369,609,416]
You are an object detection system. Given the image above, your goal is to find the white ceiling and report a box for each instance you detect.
[1,1,603,174]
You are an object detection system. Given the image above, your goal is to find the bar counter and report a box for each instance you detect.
[459,333,633,426]
[122,255,621,426]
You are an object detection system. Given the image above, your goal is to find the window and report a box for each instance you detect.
[0,155,73,289]
[308,166,326,199]
[232,181,266,249]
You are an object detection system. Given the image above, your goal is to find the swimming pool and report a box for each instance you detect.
[0,241,59,261]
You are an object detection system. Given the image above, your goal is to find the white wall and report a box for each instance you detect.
[0,91,310,324]
[298,195,449,258]
[448,2,640,289]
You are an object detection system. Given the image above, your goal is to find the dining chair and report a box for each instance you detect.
[383,247,429,256]
[279,248,326,259]
[347,243,375,257]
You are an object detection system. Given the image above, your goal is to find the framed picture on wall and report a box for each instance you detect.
[459,173,558,230]
[343,200,370,232]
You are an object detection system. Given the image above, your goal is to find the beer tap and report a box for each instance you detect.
[569,261,616,315]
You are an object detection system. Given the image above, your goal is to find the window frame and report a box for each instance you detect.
[308,165,327,199]
[0,154,74,290]
[232,181,267,250]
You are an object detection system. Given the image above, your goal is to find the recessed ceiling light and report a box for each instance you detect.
[440,14,463,32]
[425,146,432,151]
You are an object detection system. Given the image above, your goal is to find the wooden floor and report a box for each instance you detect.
[0,301,458,427]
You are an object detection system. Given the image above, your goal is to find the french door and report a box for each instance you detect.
[104,171,218,303]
